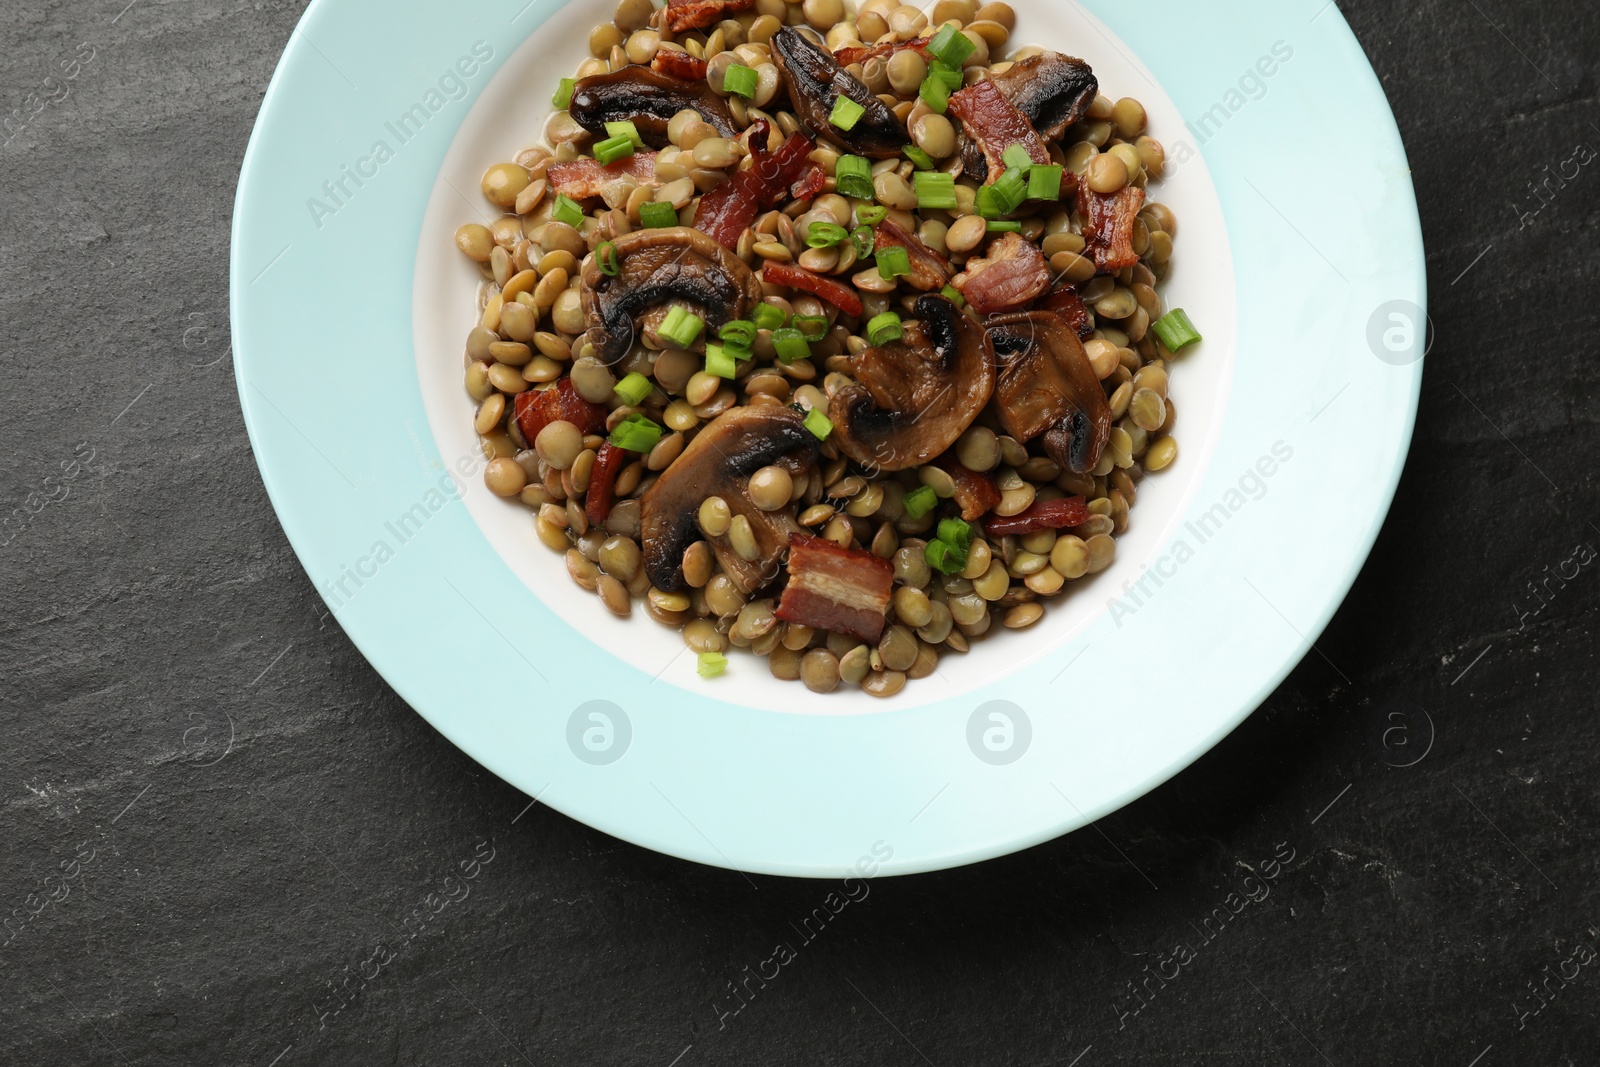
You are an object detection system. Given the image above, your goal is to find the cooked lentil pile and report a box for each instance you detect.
[454,0,1203,697]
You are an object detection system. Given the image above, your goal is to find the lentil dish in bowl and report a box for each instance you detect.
[452,0,1202,698]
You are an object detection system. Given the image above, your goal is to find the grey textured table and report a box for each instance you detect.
[3,1,1597,1064]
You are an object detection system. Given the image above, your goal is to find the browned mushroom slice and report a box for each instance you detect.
[771,27,909,159]
[581,227,765,367]
[826,295,995,472]
[569,67,741,148]
[986,311,1111,475]
[639,406,819,594]
[960,51,1098,182]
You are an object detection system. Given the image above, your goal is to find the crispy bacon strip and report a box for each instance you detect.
[833,35,932,68]
[584,442,629,524]
[775,534,894,643]
[1077,181,1146,274]
[1040,287,1096,340]
[760,262,865,318]
[955,233,1051,315]
[983,497,1089,537]
[664,0,755,33]
[651,49,708,81]
[547,152,659,200]
[933,459,1001,521]
[873,219,952,292]
[695,120,823,250]
[514,379,608,444]
[947,79,1051,185]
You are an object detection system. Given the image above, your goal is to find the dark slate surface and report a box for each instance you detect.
[2,0,1597,1063]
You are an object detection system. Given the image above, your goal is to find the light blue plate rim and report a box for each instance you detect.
[231,0,1423,877]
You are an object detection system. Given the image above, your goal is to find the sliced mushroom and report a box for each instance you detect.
[960,51,1098,182]
[986,311,1111,475]
[581,227,765,366]
[640,406,819,593]
[771,27,909,159]
[569,67,741,148]
[826,294,995,472]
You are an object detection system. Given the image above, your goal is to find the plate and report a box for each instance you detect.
[232,0,1423,876]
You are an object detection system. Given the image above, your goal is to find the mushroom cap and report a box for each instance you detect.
[569,66,741,149]
[580,227,766,367]
[770,27,910,160]
[826,295,995,472]
[639,405,819,594]
[986,310,1111,475]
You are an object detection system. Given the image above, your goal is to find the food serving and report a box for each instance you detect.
[450,0,1202,697]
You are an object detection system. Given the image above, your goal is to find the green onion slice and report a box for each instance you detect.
[608,413,664,453]
[697,651,728,678]
[806,222,849,248]
[705,344,738,379]
[771,327,811,364]
[919,72,951,113]
[855,204,888,226]
[851,225,876,258]
[593,135,636,166]
[723,64,759,99]
[903,145,936,171]
[792,315,829,341]
[638,200,679,228]
[830,95,866,131]
[719,320,757,348]
[924,539,961,575]
[927,24,975,69]
[552,194,585,229]
[1151,309,1203,352]
[802,407,834,440]
[913,171,957,211]
[835,155,874,200]
[751,302,787,331]
[866,311,904,346]
[902,484,938,520]
[596,241,620,276]
[605,120,644,147]
[552,78,575,109]
[1028,163,1064,202]
[992,168,1028,215]
[658,306,705,349]
[937,517,973,552]
[986,220,1022,233]
[931,64,963,91]
[1002,144,1035,173]
[876,245,912,281]
[613,372,653,406]
[940,284,966,308]
[975,185,1003,219]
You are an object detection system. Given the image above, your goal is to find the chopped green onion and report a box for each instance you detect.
[1151,309,1203,352]
[772,327,811,364]
[975,185,1003,219]
[835,155,874,200]
[638,200,679,228]
[552,194,585,229]
[927,24,976,69]
[723,63,759,99]
[851,225,876,258]
[867,311,904,346]
[924,539,961,575]
[1003,144,1035,173]
[553,78,576,109]
[902,484,938,520]
[752,302,787,331]
[919,71,951,113]
[855,204,888,226]
[608,413,664,453]
[596,241,620,275]
[806,221,849,248]
[705,344,738,379]
[719,320,757,348]
[987,220,1022,233]
[697,651,728,678]
[931,63,964,91]
[940,284,966,308]
[593,134,635,166]
[830,95,866,131]
[803,407,834,440]
[914,171,957,211]
[613,372,653,405]
[876,245,911,281]
[793,315,829,341]
[658,306,705,349]
[992,167,1029,214]
[903,145,936,171]
[937,518,973,552]
[1029,163,1064,202]
[605,120,643,147]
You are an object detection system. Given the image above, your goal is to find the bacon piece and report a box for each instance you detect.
[514,379,608,444]
[954,233,1050,315]
[695,120,824,250]
[873,219,952,292]
[665,0,755,33]
[547,153,659,200]
[933,459,1001,521]
[760,262,865,318]
[775,534,894,644]
[983,497,1089,537]
[833,36,932,68]
[1040,287,1096,340]
[1077,181,1146,274]
[947,79,1051,186]
[651,49,708,82]
[584,442,629,524]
